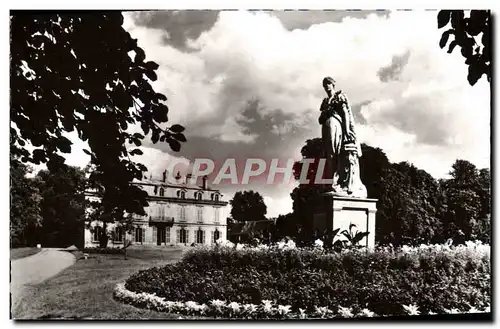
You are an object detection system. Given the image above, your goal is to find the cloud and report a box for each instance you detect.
[129,11,220,51]
[377,50,411,82]
[120,10,490,210]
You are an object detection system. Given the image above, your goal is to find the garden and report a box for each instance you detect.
[114,239,491,319]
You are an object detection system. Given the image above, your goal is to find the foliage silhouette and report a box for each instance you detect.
[437,10,491,86]
[10,12,186,228]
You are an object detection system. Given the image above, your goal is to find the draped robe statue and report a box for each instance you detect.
[318,78,367,198]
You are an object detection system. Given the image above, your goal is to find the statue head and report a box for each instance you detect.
[322,76,336,95]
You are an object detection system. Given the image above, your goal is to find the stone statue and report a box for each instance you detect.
[318,77,367,198]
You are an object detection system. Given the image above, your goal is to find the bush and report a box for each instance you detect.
[124,242,490,317]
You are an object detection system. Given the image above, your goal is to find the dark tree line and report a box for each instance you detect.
[287,139,490,246]
[10,156,87,248]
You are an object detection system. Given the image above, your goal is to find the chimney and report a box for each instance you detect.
[202,175,208,190]
[162,170,166,183]
[186,173,193,185]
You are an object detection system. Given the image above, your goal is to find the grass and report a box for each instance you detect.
[11,248,196,320]
[11,247,42,260]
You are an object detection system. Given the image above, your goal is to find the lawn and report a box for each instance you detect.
[11,247,42,260]
[11,248,193,320]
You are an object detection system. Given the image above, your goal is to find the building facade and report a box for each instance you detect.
[84,173,230,248]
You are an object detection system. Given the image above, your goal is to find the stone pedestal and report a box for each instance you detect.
[313,194,377,248]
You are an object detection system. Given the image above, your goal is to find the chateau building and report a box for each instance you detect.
[84,172,230,247]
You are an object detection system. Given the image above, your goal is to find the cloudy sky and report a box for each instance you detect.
[61,10,490,217]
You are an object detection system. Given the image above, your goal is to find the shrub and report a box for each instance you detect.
[124,242,490,317]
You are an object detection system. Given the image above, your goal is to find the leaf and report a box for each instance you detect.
[144,61,159,71]
[152,104,169,123]
[130,148,143,156]
[342,231,351,241]
[83,149,92,155]
[168,139,181,152]
[56,136,72,153]
[439,30,453,48]
[352,232,370,245]
[141,122,150,136]
[145,70,157,82]
[331,228,340,239]
[437,10,452,28]
[349,223,357,232]
[151,130,160,144]
[467,64,483,86]
[447,40,458,53]
[135,48,146,63]
[170,124,185,133]
[173,133,187,142]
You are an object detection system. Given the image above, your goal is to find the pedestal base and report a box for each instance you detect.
[313,195,377,248]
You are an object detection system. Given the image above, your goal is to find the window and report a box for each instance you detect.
[211,193,214,201]
[196,192,202,200]
[166,227,171,243]
[197,207,203,223]
[154,186,158,195]
[177,190,186,199]
[179,206,186,222]
[135,227,145,243]
[93,226,102,242]
[114,226,124,242]
[213,229,221,243]
[214,194,219,202]
[196,228,205,244]
[178,228,188,244]
[214,207,220,224]
[159,187,165,197]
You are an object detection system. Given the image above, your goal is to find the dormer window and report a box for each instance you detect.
[211,193,214,201]
[214,194,219,202]
[195,192,202,200]
[177,190,186,199]
[159,187,165,197]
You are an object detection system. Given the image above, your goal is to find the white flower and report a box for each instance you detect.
[468,306,480,313]
[444,308,461,314]
[298,308,307,319]
[277,241,286,249]
[184,301,198,309]
[278,305,292,315]
[402,304,420,316]
[235,243,244,250]
[338,306,354,318]
[262,300,274,313]
[358,308,375,317]
[314,306,331,317]
[243,303,258,314]
[286,240,296,249]
[227,301,241,313]
[210,299,226,310]
[314,239,324,248]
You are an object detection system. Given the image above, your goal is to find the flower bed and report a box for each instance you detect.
[117,240,490,318]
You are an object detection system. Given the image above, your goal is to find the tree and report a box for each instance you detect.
[10,156,42,247]
[440,159,491,243]
[10,12,186,229]
[230,190,267,223]
[437,10,491,86]
[290,137,330,243]
[35,165,87,248]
